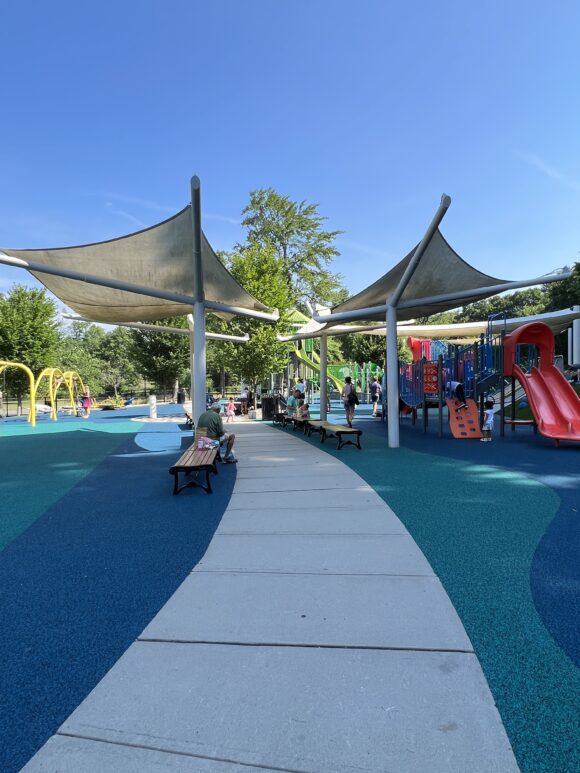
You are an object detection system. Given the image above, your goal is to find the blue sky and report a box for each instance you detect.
[1,1,579,303]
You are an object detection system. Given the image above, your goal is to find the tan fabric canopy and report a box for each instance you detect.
[362,308,580,339]
[329,229,508,323]
[281,308,580,342]
[1,207,268,323]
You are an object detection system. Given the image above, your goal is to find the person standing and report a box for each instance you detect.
[225,397,236,423]
[341,376,358,428]
[295,378,305,400]
[239,387,249,415]
[80,390,91,418]
[370,377,382,417]
[481,399,495,442]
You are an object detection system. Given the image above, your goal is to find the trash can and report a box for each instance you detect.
[261,396,275,421]
[177,388,186,404]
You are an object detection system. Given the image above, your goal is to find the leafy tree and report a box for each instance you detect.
[223,242,294,394]
[456,288,547,323]
[240,188,345,305]
[98,327,141,396]
[0,285,60,410]
[415,311,459,325]
[543,263,580,311]
[59,321,108,394]
[130,317,190,397]
[324,335,344,362]
[340,332,411,365]
[205,316,237,394]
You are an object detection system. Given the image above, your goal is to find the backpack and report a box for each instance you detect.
[347,389,359,406]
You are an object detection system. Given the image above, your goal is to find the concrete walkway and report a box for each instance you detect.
[23,421,518,772]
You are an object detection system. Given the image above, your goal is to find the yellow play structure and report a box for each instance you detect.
[0,361,37,427]
[1,362,90,426]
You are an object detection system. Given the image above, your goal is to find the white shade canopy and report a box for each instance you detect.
[1,206,269,323]
[279,308,580,342]
[329,229,508,323]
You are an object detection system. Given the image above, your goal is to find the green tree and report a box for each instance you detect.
[543,263,580,311]
[130,317,190,398]
[59,321,108,394]
[98,327,141,396]
[205,315,237,393]
[224,242,294,394]
[240,188,345,305]
[341,332,411,366]
[0,285,60,410]
[415,310,459,325]
[457,288,547,323]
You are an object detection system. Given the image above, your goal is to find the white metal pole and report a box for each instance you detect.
[193,302,206,422]
[320,335,328,421]
[386,305,399,448]
[191,176,206,426]
[573,306,580,364]
[568,328,573,367]
[187,319,195,412]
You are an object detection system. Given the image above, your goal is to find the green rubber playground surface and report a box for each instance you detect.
[286,416,580,773]
[0,418,141,551]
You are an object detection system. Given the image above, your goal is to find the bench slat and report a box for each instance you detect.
[169,443,219,495]
[322,422,361,434]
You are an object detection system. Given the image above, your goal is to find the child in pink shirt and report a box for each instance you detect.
[225,397,236,423]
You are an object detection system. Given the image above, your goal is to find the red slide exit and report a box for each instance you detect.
[503,322,580,444]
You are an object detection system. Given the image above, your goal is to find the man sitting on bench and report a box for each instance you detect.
[197,402,237,463]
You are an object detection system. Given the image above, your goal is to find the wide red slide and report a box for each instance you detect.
[504,322,580,444]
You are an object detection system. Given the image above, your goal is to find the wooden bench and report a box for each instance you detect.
[306,420,325,437]
[169,443,218,495]
[60,405,81,416]
[320,422,362,450]
[291,417,310,433]
[273,412,295,428]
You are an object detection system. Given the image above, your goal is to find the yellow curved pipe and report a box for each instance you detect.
[0,361,37,427]
[35,367,65,420]
[62,371,91,417]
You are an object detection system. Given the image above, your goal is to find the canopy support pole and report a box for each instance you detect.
[191,176,206,426]
[319,334,328,421]
[386,305,399,447]
[573,305,580,365]
[187,318,195,429]
[386,194,452,448]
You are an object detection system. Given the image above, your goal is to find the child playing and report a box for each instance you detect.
[297,402,310,420]
[481,399,494,442]
[225,397,236,423]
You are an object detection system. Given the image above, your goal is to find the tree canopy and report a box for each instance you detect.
[340,332,411,365]
[0,285,60,401]
[217,242,294,391]
[543,262,580,312]
[129,317,190,394]
[240,188,345,305]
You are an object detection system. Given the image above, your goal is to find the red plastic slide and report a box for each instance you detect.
[503,322,580,444]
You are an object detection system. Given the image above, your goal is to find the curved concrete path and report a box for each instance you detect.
[23,421,518,772]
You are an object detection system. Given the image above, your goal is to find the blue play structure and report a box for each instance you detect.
[387,316,507,436]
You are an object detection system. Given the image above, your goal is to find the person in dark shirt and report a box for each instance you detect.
[370,377,382,416]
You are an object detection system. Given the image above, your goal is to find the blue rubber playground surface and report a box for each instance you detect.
[281,404,580,773]
[0,405,236,773]
[2,402,579,772]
